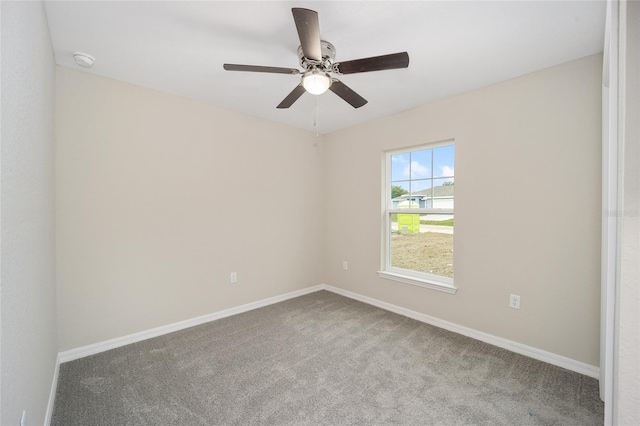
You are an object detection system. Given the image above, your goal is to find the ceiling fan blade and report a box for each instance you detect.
[335,52,410,75]
[277,84,306,109]
[329,79,368,109]
[223,64,300,75]
[292,8,322,61]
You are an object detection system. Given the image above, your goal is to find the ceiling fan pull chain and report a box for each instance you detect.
[314,96,319,137]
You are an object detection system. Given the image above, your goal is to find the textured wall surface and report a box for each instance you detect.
[0,1,58,425]
[55,68,325,351]
[323,55,602,367]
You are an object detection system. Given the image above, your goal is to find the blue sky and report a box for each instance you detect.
[391,145,454,193]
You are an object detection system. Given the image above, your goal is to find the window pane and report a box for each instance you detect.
[432,178,454,209]
[385,142,454,283]
[409,149,431,179]
[433,145,455,178]
[390,181,410,208]
[410,179,431,208]
[391,153,410,181]
[390,214,454,278]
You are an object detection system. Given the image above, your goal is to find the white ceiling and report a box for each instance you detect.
[44,1,606,134]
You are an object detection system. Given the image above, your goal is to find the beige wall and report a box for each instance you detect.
[56,54,604,369]
[323,54,602,366]
[55,68,324,351]
[1,1,58,424]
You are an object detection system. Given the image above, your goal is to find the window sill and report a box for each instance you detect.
[377,270,458,294]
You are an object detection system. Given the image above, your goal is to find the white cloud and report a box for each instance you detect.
[438,166,454,184]
[404,161,429,178]
[441,166,454,176]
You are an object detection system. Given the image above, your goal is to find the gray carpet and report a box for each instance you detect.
[52,290,603,425]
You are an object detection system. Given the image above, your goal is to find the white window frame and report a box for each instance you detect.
[378,140,457,294]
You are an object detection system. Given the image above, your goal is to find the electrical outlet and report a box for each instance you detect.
[509,294,521,309]
[230,272,237,283]
[342,261,348,271]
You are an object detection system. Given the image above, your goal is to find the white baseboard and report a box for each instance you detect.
[44,354,60,425]
[56,282,599,381]
[58,285,325,363]
[322,284,600,379]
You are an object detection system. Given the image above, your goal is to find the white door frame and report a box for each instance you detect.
[600,0,618,424]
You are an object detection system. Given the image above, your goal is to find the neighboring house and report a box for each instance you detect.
[392,185,454,209]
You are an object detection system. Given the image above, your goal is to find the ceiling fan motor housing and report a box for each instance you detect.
[298,40,337,73]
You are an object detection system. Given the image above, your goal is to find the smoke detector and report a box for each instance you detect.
[73,52,95,68]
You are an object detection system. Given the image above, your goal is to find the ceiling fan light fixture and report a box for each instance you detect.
[301,70,332,95]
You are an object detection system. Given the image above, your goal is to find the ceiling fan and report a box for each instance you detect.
[223,8,409,109]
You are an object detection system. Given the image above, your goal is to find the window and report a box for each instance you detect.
[378,141,456,293]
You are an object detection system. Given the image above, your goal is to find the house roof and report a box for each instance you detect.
[392,185,454,201]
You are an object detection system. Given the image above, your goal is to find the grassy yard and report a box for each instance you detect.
[420,218,454,226]
[390,231,454,278]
